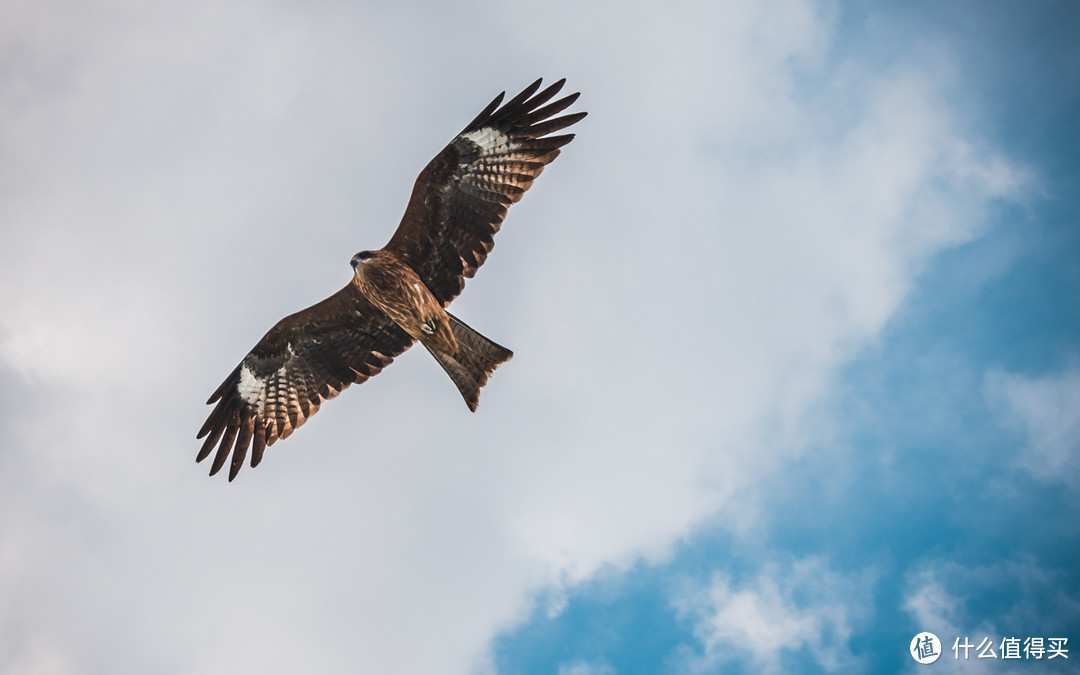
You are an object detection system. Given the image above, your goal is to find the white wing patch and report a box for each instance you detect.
[462,127,511,153]
[237,364,263,406]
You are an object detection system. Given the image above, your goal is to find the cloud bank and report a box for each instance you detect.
[0,0,1021,672]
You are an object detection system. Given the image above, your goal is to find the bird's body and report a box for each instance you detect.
[351,249,456,352]
[197,78,585,480]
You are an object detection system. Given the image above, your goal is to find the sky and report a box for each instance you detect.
[1,0,1078,673]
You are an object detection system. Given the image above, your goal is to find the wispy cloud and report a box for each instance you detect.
[985,365,1080,487]
[902,556,1078,674]
[673,557,875,673]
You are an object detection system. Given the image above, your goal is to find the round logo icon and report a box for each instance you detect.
[910,632,942,664]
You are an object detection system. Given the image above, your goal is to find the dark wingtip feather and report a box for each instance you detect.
[523,111,588,139]
[196,406,221,441]
[490,79,545,124]
[535,133,577,150]
[209,413,240,477]
[517,92,581,128]
[251,423,268,468]
[206,365,240,405]
[525,76,546,94]
[519,78,566,113]
[196,406,228,461]
[228,417,254,481]
[196,435,216,464]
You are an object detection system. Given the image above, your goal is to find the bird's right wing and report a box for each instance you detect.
[196,284,414,481]
[385,78,586,306]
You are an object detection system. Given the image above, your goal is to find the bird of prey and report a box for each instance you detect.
[196,78,585,481]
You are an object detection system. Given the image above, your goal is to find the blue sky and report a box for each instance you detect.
[497,3,1080,672]
[1,1,1077,673]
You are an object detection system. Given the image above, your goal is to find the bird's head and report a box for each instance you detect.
[351,250,377,270]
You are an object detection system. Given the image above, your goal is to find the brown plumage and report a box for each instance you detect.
[196,78,585,481]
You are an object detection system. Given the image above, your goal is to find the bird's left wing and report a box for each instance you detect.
[197,284,413,481]
[385,78,586,306]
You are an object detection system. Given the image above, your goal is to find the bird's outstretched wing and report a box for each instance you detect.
[385,78,587,305]
[196,285,413,481]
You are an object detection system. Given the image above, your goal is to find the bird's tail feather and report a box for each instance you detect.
[424,312,513,411]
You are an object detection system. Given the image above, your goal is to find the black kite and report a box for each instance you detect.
[196,79,585,481]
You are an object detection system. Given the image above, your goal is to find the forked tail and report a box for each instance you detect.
[423,312,513,411]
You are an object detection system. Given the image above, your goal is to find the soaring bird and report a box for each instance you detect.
[197,78,585,481]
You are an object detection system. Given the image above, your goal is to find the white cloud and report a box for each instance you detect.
[901,557,1077,674]
[0,0,1021,672]
[674,558,873,673]
[985,365,1080,486]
